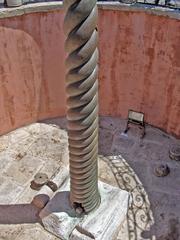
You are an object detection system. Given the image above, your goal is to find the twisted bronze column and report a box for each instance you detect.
[63,0,101,213]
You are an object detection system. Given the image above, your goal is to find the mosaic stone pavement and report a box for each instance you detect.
[100,155,155,240]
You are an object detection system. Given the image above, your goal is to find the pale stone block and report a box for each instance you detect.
[0,176,24,204]
[15,224,59,240]
[70,229,92,240]
[71,181,130,240]
[7,128,31,144]
[40,180,79,240]
[40,179,130,240]
[0,225,23,240]
[0,135,9,152]
[0,151,15,173]
[4,155,43,186]
[24,123,42,136]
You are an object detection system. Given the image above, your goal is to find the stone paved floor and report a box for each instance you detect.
[0,117,179,240]
[0,123,69,240]
[42,117,180,240]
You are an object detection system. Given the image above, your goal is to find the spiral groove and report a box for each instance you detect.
[64,0,101,213]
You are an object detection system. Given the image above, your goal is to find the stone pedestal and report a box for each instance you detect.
[39,179,130,240]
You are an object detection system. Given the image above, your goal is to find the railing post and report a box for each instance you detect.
[63,0,101,214]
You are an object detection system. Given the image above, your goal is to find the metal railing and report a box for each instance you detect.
[1,0,180,9]
[102,0,180,9]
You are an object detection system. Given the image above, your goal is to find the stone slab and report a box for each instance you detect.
[40,179,130,240]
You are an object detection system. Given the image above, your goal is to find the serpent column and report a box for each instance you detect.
[63,0,101,213]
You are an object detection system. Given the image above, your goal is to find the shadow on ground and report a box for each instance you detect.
[0,203,40,224]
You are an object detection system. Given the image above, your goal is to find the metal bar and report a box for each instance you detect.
[63,0,101,214]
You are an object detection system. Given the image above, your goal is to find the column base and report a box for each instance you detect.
[39,178,130,240]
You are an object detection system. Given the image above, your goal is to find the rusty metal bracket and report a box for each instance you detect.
[30,173,58,192]
[124,110,145,138]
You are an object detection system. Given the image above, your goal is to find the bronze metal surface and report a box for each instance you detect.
[63,0,101,213]
[30,173,49,190]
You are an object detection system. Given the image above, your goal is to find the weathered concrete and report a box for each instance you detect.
[0,5,179,137]
[40,179,130,240]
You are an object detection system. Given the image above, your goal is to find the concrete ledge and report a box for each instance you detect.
[0,1,63,19]
[98,1,180,19]
[0,1,179,19]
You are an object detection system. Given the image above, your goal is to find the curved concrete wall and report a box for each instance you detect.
[0,5,179,137]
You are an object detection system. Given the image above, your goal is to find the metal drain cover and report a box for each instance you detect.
[154,164,170,177]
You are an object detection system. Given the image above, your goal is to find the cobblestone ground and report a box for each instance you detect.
[0,117,179,240]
